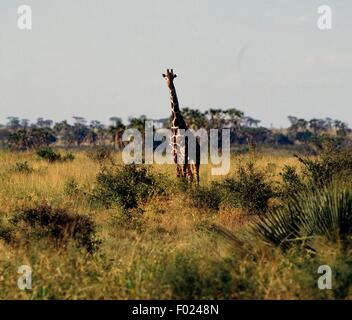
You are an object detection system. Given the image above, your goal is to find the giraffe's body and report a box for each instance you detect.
[162,69,200,184]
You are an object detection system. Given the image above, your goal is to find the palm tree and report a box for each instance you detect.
[225,108,244,129]
[205,108,225,129]
[109,117,126,150]
[181,108,207,130]
[6,117,21,131]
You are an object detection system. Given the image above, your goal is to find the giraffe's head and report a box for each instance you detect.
[162,69,177,88]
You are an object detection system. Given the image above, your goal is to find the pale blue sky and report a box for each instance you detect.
[0,0,351,127]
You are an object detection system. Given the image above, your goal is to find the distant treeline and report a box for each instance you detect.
[0,108,350,150]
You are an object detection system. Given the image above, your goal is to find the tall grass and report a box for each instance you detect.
[0,149,351,299]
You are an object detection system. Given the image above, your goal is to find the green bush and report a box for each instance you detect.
[87,145,113,162]
[279,145,352,198]
[37,147,61,162]
[62,152,75,162]
[64,178,80,196]
[165,252,232,299]
[91,164,166,211]
[219,162,275,214]
[296,147,352,187]
[36,147,74,162]
[10,204,100,252]
[0,219,13,244]
[251,180,352,250]
[190,184,223,211]
[280,165,305,198]
[13,161,33,173]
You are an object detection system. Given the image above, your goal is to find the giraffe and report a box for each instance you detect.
[162,69,200,184]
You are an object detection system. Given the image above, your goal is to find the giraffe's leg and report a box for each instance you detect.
[187,164,193,184]
[176,165,181,178]
[195,138,200,185]
[172,131,181,178]
[195,163,200,185]
[183,136,189,179]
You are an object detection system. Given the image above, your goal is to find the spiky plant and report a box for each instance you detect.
[250,180,352,250]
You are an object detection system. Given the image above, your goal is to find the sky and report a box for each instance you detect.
[0,0,351,128]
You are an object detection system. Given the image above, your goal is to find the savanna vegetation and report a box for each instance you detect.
[0,110,352,299]
[0,141,351,299]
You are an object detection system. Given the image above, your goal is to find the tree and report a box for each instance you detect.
[295,130,313,144]
[334,120,349,137]
[36,118,53,128]
[109,117,125,150]
[6,117,21,131]
[181,108,207,130]
[88,120,107,145]
[8,128,56,150]
[242,116,260,128]
[205,108,225,129]
[53,120,72,146]
[72,117,89,146]
[21,119,30,128]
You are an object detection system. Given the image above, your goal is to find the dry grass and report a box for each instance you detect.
[0,149,347,299]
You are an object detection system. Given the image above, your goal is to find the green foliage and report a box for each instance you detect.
[62,152,75,162]
[13,161,33,174]
[296,146,352,187]
[8,128,56,150]
[189,184,223,211]
[10,204,100,252]
[219,162,275,214]
[36,147,75,162]
[280,165,305,198]
[279,145,352,198]
[64,178,80,196]
[91,164,166,211]
[0,218,13,243]
[273,133,294,145]
[36,147,61,162]
[87,145,113,162]
[188,162,275,213]
[165,252,232,299]
[251,181,352,250]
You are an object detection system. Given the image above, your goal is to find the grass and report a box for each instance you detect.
[0,148,351,299]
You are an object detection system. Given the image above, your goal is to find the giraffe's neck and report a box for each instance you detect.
[169,84,187,131]
[168,83,188,172]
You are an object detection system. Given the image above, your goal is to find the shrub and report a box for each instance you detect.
[36,147,75,162]
[64,178,80,196]
[87,145,113,162]
[165,252,232,299]
[296,147,352,187]
[91,164,164,211]
[251,180,352,250]
[13,161,33,174]
[10,204,100,252]
[279,145,352,198]
[219,162,275,214]
[0,221,13,244]
[190,184,223,211]
[280,165,305,198]
[36,147,61,162]
[297,144,352,184]
[62,152,75,162]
